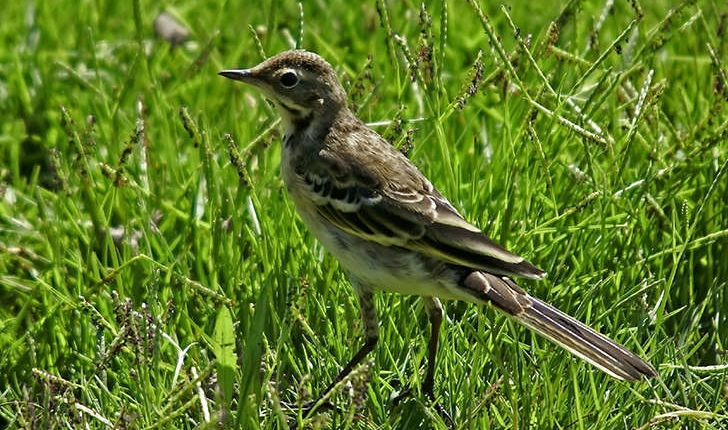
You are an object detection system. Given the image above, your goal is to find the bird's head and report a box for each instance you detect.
[219,50,347,131]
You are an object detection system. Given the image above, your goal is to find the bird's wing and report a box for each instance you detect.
[300,129,545,280]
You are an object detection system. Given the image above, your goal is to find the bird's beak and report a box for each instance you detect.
[218,69,253,82]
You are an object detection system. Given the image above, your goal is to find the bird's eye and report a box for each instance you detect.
[280,71,299,88]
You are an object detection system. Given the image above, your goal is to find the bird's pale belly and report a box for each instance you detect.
[291,198,468,300]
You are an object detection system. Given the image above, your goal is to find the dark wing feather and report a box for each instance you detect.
[302,122,545,279]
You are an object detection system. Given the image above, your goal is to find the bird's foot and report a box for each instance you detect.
[282,398,338,417]
[391,386,454,427]
[282,398,339,430]
[432,401,454,427]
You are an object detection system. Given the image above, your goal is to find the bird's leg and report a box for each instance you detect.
[423,297,452,425]
[301,289,379,415]
[391,297,451,424]
[422,297,443,400]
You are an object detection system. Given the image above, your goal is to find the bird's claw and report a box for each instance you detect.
[391,387,454,427]
[282,398,338,416]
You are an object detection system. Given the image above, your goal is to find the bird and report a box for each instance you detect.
[219,49,657,413]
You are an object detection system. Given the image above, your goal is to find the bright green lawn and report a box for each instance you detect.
[1,0,727,428]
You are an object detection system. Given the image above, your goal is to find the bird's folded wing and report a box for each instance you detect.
[302,164,545,280]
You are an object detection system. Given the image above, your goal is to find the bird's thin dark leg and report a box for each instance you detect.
[392,297,444,404]
[422,297,443,399]
[423,297,452,425]
[302,289,378,415]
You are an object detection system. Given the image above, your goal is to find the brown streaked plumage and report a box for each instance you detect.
[219,49,657,414]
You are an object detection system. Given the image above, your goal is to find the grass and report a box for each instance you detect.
[1,0,727,428]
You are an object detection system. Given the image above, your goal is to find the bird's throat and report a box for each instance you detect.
[275,101,314,145]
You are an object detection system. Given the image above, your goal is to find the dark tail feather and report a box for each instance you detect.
[462,272,657,381]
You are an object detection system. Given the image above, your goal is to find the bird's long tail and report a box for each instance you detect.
[461,271,657,381]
